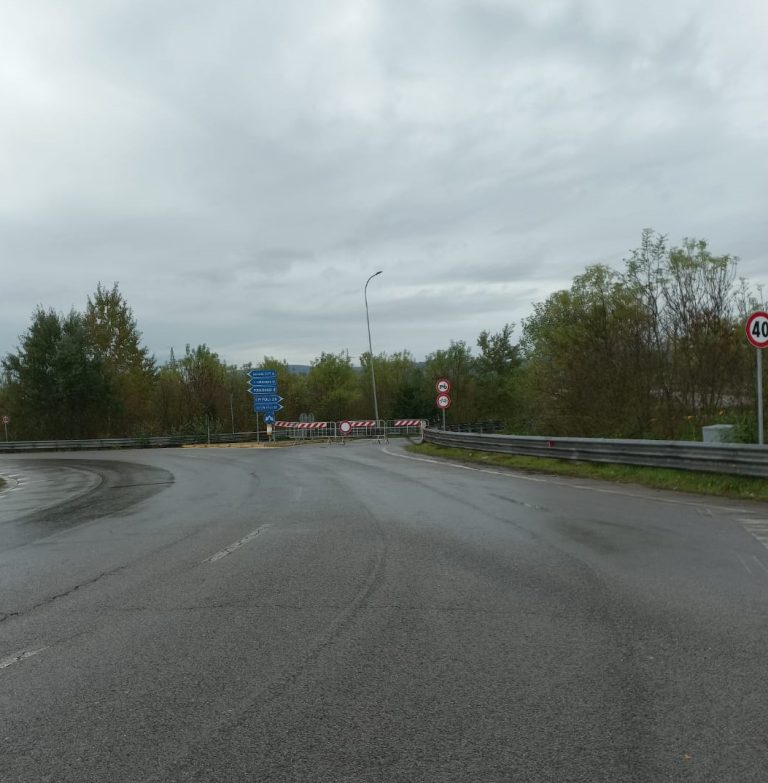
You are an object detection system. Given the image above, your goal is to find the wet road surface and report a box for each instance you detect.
[1,442,767,782]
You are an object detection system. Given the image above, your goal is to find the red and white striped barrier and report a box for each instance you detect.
[272,419,424,432]
[274,421,327,429]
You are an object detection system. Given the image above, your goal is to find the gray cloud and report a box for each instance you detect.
[1,0,766,366]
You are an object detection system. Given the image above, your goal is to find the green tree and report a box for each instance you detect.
[169,344,230,434]
[521,265,655,437]
[625,231,749,436]
[85,282,156,435]
[475,324,521,422]
[521,231,756,439]
[424,341,479,424]
[307,351,361,421]
[154,356,186,435]
[360,350,427,420]
[2,308,112,438]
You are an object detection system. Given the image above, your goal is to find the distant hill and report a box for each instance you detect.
[287,361,426,375]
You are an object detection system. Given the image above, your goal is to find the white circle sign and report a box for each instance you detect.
[435,378,451,394]
[436,394,451,409]
[339,420,352,435]
[746,311,768,349]
[1,415,9,424]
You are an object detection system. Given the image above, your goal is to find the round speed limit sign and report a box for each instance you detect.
[746,311,768,348]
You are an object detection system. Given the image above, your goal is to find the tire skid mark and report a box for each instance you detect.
[0,646,48,671]
[143,476,389,783]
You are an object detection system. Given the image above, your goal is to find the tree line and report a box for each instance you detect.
[1,232,765,441]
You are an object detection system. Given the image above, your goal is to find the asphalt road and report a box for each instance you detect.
[1,441,767,782]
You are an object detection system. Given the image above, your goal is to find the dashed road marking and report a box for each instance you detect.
[752,555,768,574]
[204,526,269,563]
[735,552,754,575]
[737,518,768,549]
[0,647,48,671]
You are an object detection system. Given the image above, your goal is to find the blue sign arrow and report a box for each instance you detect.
[262,412,276,424]
[247,382,277,393]
[254,402,283,413]
[248,369,277,380]
[253,394,282,404]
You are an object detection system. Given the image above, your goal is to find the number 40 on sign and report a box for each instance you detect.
[746,311,768,348]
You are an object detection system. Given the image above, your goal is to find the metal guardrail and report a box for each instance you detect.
[423,429,768,478]
[0,431,264,453]
[0,421,428,453]
[442,420,504,434]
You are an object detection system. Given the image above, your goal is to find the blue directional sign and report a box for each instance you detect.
[248,381,277,394]
[247,367,280,414]
[253,394,282,405]
[254,401,283,413]
[248,369,277,380]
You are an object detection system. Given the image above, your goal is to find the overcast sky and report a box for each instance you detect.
[2,0,766,366]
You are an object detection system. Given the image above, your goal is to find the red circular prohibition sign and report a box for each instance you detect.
[746,311,768,349]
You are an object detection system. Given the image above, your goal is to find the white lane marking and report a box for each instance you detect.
[739,518,768,528]
[735,552,754,575]
[0,647,48,671]
[752,556,768,574]
[204,526,269,563]
[382,446,761,514]
[737,518,768,550]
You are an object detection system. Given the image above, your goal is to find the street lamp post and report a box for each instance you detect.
[364,271,382,424]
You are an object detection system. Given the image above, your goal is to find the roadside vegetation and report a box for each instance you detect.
[0,230,764,442]
[408,443,768,502]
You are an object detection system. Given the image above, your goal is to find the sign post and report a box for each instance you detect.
[2,415,9,442]
[746,311,768,445]
[435,379,452,430]
[247,369,279,443]
[759,350,764,446]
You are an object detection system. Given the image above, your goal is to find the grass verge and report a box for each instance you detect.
[407,443,768,502]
